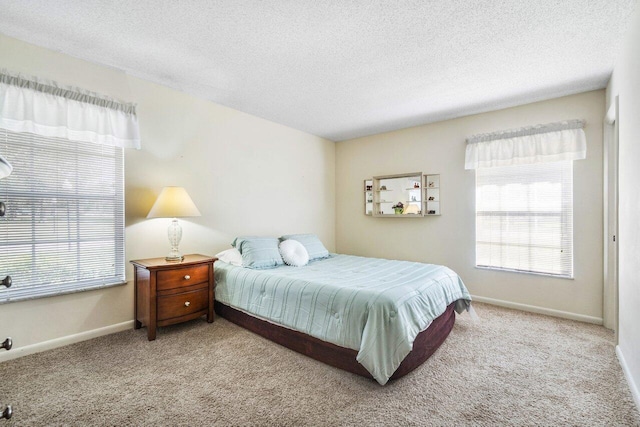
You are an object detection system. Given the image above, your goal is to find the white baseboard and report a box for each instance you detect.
[617,346,640,412]
[471,294,603,325]
[0,320,134,363]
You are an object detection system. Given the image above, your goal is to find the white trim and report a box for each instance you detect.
[605,103,616,125]
[471,294,603,325]
[616,345,640,411]
[0,280,127,305]
[0,320,133,363]
[602,97,619,335]
[475,265,574,280]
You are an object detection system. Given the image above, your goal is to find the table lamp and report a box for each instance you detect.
[147,186,201,261]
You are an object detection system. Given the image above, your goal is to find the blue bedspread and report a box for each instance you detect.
[214,254,471,384]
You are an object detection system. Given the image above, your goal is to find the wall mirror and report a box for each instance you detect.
[373,172,423,217]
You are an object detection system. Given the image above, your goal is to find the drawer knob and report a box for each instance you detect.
[184,275,191,280]
[1,338,11,351]
[1,405,12,420]
[184,301,191,307]
[1,275,11,289]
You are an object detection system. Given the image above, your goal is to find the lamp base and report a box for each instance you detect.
[166,218,184,262]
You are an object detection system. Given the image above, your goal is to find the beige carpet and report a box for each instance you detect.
[1,303,638,426]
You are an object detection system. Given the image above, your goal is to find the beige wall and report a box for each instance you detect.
[336,91,605,322]
[0,34,335,357]
[606,4,640,408]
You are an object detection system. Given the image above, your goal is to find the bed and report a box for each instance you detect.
[214,252,471,385]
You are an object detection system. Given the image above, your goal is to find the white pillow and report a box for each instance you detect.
[215,248,243,266]
[279,239,309,267]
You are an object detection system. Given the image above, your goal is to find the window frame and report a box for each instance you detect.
[0,130,126,304]
[474,160,574,279]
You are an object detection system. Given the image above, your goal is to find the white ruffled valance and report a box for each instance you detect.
[465,120,586,169]
[0,70,140,149]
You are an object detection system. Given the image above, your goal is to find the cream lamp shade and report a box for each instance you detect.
[147,187,201,262]
[147,186,201,219]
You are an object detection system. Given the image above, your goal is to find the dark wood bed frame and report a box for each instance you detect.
[214,300,457,381]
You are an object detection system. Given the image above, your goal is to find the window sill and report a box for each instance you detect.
[0,280,128,305]
[475,265,574,280]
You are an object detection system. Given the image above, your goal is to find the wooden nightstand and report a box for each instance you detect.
[130,254,217,341]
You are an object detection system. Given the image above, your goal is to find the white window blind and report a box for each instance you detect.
[0,129,125,303]
[475,160,573,278]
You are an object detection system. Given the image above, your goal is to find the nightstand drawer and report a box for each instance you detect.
[157,288,208,321]
[157,264,209,291]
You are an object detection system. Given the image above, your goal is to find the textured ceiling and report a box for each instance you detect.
[0,1,637,141]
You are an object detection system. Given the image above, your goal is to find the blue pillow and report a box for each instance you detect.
[231,236,283,269]
[280,234,329,261]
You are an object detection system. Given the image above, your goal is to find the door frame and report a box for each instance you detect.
[603,96,619,342]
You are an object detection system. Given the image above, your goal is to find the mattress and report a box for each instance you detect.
[214,254,471,384]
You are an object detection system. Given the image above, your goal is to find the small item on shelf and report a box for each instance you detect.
[428,181,435,188]
[428,210,436,215]
[366,185,372,191]
[411,195,417,201]
[391,202,404,215]
[380,185,387,190]
[428,196,434,201]
[414,182,420,188]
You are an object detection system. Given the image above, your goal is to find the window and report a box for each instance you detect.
[0,129,125,302]
[475,160,573,278]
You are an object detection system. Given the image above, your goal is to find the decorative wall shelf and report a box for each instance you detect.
[364,179,373,216]
[424,174,441,216]
[363,173,441,217]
